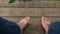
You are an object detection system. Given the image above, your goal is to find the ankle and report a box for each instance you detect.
[21,30,23,34]
[45,31,48,34]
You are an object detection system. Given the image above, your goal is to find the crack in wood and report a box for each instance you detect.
[1,16,60,18]
[0,6,59,8]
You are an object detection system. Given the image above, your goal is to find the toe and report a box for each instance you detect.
[41,16,50,25]
[41,16,45,24]
[18,16,30,30]
[44,17,50,25]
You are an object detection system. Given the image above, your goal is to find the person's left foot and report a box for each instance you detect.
[18,16,30,30]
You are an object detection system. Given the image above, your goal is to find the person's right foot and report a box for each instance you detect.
[41,16,51,34]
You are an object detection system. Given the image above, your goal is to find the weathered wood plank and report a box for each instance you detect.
[0,0,60,8]
[2,17,60,34]
[2,17,40,25]
[1,17,44,34]
[2,17,60,23]
[0,8,42,16]
[0,8,60,16]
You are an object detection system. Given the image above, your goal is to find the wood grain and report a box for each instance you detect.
[0,0,60,8]
[0,8,60,16]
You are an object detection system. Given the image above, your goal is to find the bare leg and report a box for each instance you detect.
[41,16,50,34]
[18,16,30,34]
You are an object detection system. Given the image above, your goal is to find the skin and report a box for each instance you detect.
[18,16,50,34]
[41,16,50,34]
[18,16,30,34]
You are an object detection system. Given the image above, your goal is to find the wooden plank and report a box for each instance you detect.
[45,0,60,1]
[2,17,60,23]
[2,17,40,25]
[1,17,44,34]
[0,0,60,8]
[0,8,60,16]
[0,8,42,16]
[24,17,60,34]
[2,17,60,34]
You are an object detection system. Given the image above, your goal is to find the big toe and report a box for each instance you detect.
[18,16,30,30]
[41,16,50,25]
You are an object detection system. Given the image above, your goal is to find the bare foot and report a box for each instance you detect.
[41,16,50,34]
[18,16,30,30]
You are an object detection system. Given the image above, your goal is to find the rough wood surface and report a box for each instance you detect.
[0,0,60,34]
[2,17,60,34]
[0,0,60,8]
[0,8,60,16]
